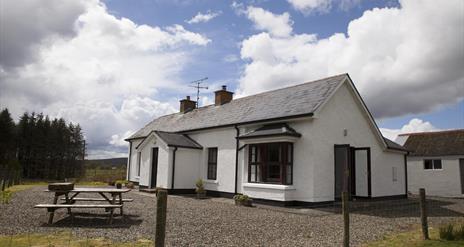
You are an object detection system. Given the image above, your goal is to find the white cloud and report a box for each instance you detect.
[287,0,361,14]
[110,130,135,147]
[186,10,221,24]
[287,0,332,14]
[245,6,293,37]
[0,0,208,158]
[238,0,464,118]
[380,118,439,141]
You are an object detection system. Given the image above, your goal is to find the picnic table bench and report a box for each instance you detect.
[35,186,132,224]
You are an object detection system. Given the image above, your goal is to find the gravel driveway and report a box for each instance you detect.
[1,186,463,246]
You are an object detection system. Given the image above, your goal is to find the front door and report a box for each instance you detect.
[334,145,351,200]
[460,159,464,194]
[353,148,371,198]
[150,148,158,189]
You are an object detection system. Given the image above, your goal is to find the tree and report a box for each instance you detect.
[0,109,16,162]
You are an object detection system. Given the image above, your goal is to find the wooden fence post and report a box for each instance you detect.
[419,188,429,240]
[155,189,168,247]
[342,191,349,247]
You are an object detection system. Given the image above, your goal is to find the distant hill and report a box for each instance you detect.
[85,157,127,169]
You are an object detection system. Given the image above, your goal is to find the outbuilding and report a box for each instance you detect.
[398,130,464,197]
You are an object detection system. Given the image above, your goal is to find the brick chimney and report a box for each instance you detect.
[214,85,233,105]
[179,96,196,113]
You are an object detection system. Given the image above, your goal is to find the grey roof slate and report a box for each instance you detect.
[402,130,464,156]
[238,123,302,139]
[128,74,348,140]
[155,131,202,149]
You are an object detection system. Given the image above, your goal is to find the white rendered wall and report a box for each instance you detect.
[187,128,237,193]
[173,148,202,189]
[407,156,464,197]
[128,136,170,188]
[302,82,406,201]
[128,139,142,183]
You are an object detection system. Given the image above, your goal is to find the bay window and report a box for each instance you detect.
[248,142,293,185]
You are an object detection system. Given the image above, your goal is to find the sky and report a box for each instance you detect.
[0,0,463,159]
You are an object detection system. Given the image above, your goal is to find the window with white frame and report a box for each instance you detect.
[424,159,442,170]
[207,147,218,180]
[137,152,141,176]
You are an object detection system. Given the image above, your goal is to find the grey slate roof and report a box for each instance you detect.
[383,138,408,152]
[402,130,464,156]
[155,131,202,149]
[238,123,302,139]
[128,74,348,140]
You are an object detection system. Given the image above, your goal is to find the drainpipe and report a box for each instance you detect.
[171,147,178,190]
[127,142,132,181]
[234,125,240,194]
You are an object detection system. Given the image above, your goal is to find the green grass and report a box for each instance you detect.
[82,168,126,183]
[366,226,464,247]
[0,231,152,247]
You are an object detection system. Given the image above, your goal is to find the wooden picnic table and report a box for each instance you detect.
[38,187,132,224]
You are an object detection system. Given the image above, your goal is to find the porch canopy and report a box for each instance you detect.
[238,123,301,143]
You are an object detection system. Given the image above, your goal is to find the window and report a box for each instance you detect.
[248,142,293,185]
[137,152,141,177]
[424,159,442,170]
[207,148,218,180]
[392,167,398,182]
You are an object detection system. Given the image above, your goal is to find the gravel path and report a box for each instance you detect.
[1,186,463,246]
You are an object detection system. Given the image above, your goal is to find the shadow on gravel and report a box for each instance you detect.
[312,198,464,218]
[40,213,143,228]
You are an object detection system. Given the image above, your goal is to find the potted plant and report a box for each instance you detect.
[195,179,206,199]
[233,194,253,207]
[126,182,135,189]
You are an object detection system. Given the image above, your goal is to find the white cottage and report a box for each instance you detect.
[397,130,464,197]
[125,74,408,206]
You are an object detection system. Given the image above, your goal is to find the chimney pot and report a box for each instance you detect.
[179,96,196,113]
[214,85,233,105]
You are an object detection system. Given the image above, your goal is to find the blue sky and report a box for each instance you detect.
[1,0,462,158]
[104,0,463,130]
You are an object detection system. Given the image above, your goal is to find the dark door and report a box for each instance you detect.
[460,159,464,194]
[334,145,351,200]
[150,148,159,188]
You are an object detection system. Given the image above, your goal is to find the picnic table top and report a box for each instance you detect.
[45,187,131,193]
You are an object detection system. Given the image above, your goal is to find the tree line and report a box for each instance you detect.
[0,108,86,181]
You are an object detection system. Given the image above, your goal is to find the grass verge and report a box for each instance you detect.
[366,225,464,247]
[0,232,152,247]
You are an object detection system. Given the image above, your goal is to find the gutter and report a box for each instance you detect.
[125,112,314,140]
[171,147,178,189]
[234,125,240,194]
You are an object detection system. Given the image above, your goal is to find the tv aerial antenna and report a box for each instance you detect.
[189,77,208,107]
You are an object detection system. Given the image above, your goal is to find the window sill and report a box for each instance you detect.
[205,180,218,184]
[242,183,295,191]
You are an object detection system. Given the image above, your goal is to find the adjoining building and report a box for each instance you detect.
[398,129,464,197]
